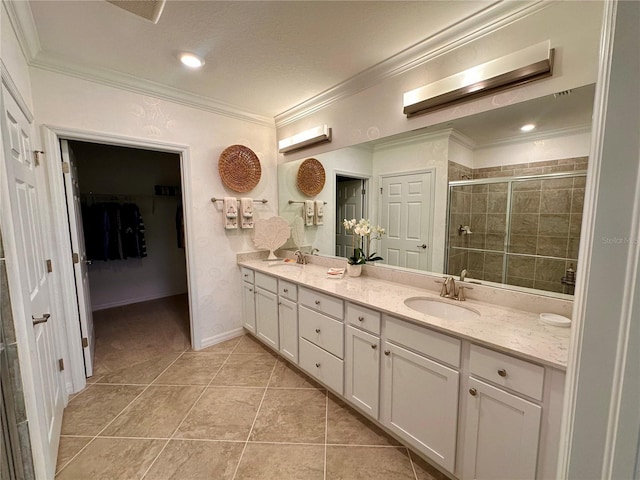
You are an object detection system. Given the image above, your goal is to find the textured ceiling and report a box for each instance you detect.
[28,0,495,118]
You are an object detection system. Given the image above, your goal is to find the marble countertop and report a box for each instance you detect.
[239,260,571,370]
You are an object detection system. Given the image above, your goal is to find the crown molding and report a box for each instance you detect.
[1,60,34,122]
[449,130,477,150]
[475,123,592,150]
[3,0,41,62]
[373,128,455,152]
[274,0,550,128]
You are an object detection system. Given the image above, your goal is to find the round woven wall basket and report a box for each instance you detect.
[218,145,262,193]
[297,158,325,196]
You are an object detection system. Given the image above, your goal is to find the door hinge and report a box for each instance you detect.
[362,188,366,195]
[58,358,64,371]
[380,187,383,194]
[62,162,70,174]
[33,150,44,166]
[82,337,88,348]
[72,252,79,264]
[46,259,53,273]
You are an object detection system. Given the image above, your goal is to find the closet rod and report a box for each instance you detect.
[288,200,327,205]
[211,197,268,204]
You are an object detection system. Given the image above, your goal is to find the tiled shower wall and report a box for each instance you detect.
[447,157,587,294]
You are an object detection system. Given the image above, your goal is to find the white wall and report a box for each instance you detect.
[72,142,188,310]
[30,68,277,345]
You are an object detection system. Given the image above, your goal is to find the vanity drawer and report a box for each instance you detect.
[299,337,344,394]
[385,315,461,368]
[469,344,544,400]
[241,267,254,284]
[255,272,278,294]
[346,302,381,335]
[299,306,344,358]
[299,287,344,320]
[278,280,297,302]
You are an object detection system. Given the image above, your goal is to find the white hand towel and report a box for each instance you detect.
[304,200,314,226]
[224,197,238,230]
[314,200,324,225]
[240,197,254,229]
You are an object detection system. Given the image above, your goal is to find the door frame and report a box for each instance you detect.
[333,170,370,258]
[40,125,199,393]
[377,168,435,272]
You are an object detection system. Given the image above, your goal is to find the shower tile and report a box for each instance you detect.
[574,176,587,188]
[513,180,541,191]
[537,236,569,258]
[540,190,572,214]
[483,272,504,283]
[488,169,513,178]
[572,188,585,214]
[533,280,566,294]
[506,276,535,288]
[468,252,484,272]
[485,234,505,251]
[511,214,539,235]
[468,233,486,250]
[512,191,541,214]
[534,258,566,283]
[541,177,574,190]
[486,214,506,234]
[543,165,573,174]
[507,256,536,280]
[484,253,504,275]
[508,235,538,255]
[568,237,581,260]
[471,194,488,213]
[471,183,490,193]
[570,213,583,237]
[487,192,507,213]
[488,182,508,193]
[513,166,544,176]
[539,214,570,236]
[470,214,487,233]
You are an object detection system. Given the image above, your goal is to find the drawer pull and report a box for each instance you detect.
[315,328,321,333]
[315,300,321,305]
[469,388,477,396]
[358,316,365,322]
[371,344,378,350]
[315,362,321,368]
[384,350,390,356]
[283,288,288,293]
[497,368,507,377]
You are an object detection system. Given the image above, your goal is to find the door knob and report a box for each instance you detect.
[85,259,93,265]
[417,244,427,249]
[32,313,51,325]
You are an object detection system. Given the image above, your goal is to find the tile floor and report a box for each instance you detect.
[57,298,448,479]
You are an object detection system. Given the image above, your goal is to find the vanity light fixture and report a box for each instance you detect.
[520,123,536,132]
[403,41,555,117]
[179,53,205,69]
[278,125,332,154]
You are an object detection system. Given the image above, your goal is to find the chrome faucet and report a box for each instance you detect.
[460,269,468,282]
[294,250,306,265]
[311,248,320,255]
[435,275,473,301]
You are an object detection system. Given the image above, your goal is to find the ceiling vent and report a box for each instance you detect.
[403,41,555,117]
[106,0,166,24]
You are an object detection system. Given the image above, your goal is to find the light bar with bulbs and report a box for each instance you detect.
[403,41,555,117]
[278,125,332,154]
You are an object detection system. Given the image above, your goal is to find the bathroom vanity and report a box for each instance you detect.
[238,259,570,480]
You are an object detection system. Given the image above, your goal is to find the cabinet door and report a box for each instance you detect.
[242,281,256,334]
[345,325,380,418]
[278,297,298,363]
[381,341,459,473]
[256,287,279,349]
[462,377,541,480]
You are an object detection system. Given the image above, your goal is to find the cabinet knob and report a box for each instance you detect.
[371,344,378,350]
[315,328,321,333]
[358,316,365,322]
[315,300,321,305]
[384,350,390,356]
[244,274,248,277]
[249,288,253,292]
[278,302,282,305]
[315,362,321,368]
[283,288,288,293]
[497,368,507,377]
[469,388,477,396]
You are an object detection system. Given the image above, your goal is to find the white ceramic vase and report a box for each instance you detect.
[347,263,362,277]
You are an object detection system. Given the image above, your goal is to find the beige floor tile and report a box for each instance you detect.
[234,443,324,480]
[174,387,264,440]
[232,335,274,354]
[55,436,92,473]
[152,353,228,385]
[250,389,326,443]
[100,385,203,438]
[97,353,181,385]
[410,450,451,480]
[210,353,276,387]
[55,437,165,480]
[326,446,416,480]
[268,358,323,389]
[327,394,400,446]
[61,384,145,436]
[143,439,244,479]
[196,335,244,354]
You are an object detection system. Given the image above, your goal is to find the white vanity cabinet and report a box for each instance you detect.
[344,303,381,418]
[460,345,544,480]
[241,267,256,333]
[254,272,279,349]
[278,280,298,363]
[380,315,460,473]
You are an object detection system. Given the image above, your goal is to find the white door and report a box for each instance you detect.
[1,87,64,478]
[60,140,95,377]
[335,178,364,257]
[380,172,433,270]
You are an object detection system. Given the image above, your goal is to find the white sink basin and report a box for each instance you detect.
[268,261,303,272]
[404,297,480,321]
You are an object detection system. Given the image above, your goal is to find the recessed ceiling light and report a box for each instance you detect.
[520,123,536,132]
[179,53,205,69]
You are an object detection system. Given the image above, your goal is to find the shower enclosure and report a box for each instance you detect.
[446,171,586,295]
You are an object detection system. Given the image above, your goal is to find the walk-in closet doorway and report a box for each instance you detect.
[42,127,198,393]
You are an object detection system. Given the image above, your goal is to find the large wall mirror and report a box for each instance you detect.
[278,83,595,297]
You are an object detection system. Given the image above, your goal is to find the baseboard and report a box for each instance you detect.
[92,291,188,311]
[200,328,245,350]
